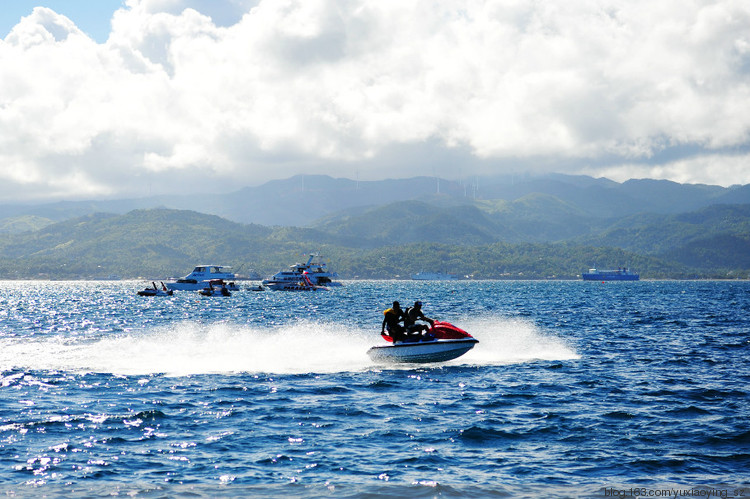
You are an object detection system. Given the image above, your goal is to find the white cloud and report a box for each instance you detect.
[1,0,750,201]
[583,151,750,187]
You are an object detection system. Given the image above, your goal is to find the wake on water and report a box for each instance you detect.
[0,316,578,376]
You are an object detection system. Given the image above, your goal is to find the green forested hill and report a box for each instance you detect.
[315,199,750,273]
[573,204,750,268]
[0,215,54,233]
[661,234,750,271]
[0,210,268,279]
[0,206,746,280]
[313,194,604,245]
[312,201,509,246]
[466,193,604,241]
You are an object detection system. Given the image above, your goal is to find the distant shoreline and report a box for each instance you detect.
[2,278,749,282]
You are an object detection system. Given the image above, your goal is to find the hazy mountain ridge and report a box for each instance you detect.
[1,173,748,231]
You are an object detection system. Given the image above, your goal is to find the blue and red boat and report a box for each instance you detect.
[582,267,639,281]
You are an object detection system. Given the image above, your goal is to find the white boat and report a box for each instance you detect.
[165,265,240,291]
[267,271,328,292]
[411,272,458,280]
[263,254,341,290]
[367,321,478,363]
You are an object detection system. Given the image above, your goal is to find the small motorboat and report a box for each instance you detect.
[199,279,232,296]
[137,282,174,297]
[367,321,478,363]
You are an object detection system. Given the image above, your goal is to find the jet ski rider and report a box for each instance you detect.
[382,301,409,342]
[404,300,435,338]
[382,300,435,342]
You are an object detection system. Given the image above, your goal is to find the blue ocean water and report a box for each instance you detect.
[0,280,748,497]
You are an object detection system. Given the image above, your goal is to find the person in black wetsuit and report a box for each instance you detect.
[404,300,435,340]
[381,301,408,342]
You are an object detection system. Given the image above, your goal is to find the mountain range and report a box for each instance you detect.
[2,173,748,229]
[0,173,748,279]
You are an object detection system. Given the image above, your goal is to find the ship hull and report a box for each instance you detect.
[582,273,639,281]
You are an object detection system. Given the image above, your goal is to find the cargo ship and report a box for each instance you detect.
[582,267,639,281]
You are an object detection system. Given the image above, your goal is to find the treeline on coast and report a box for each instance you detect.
[0,208,746,280]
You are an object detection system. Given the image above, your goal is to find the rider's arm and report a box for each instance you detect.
[420,311,435,325]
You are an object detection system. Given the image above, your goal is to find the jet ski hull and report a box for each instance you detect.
[367,338,478,363]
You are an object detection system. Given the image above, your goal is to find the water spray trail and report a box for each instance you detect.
[1,316,577,376]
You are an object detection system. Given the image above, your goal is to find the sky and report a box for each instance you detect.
[1,0,749,202]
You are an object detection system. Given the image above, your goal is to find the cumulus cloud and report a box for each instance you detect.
[1,0,749,201]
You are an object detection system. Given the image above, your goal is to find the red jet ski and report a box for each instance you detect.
[367,321,478,363]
